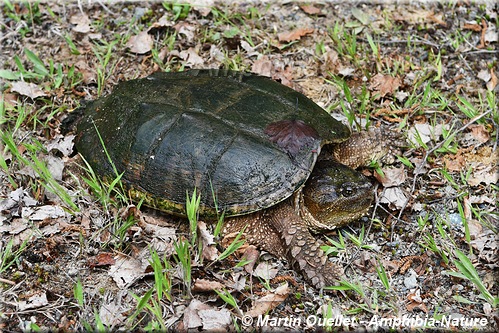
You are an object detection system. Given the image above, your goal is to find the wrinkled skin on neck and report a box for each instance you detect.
[299,159,374,231]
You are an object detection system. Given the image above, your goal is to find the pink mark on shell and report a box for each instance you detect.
[264,119,320,156]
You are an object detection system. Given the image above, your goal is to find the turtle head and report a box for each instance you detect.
[300,160,374,231]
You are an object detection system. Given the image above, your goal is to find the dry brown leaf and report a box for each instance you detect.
[393,9,438,25]
[149,15,174,30]
[75,59,97,84]
[197,221,218,261]
[45,134,75,157]
[99,300,126,328]
[408,123,447,147]
[198,308,232,330]
[463,23,482,32]
[88,252,116,268]
[252,262,278,280]
[174,22,197,43]
[379,187,407,210]
[352,250,376,272]
[17,291,49,311]
[22,205,67,220]
[108,254,144,288]
[45,155,64,181]
[70,13,91,33]
[126,30,153,54]
[242,245,259,274]
[484,24,498,43]
[10,81,47,99]
[183,299,211,329]
[478,19,488,48]
[252,55,273,77]
[468,165,499,186]
[467,219,483,240]
[406,290,428,313]
[278,27,314,43]
[470,229,498,264]
[192,279,225,292]
[375,166,406,187]
[272,67,294,88]
[381,259,401,274]
[428,13,446,27]
[368,73,401,99]
[468,124,490,143]
[183,299,232,330]
[443,153,466,172]
[486,68,497,91]
[188,0,214,16]
[179,47,204,66]
[245,283,290,318]
[300,4,323,15]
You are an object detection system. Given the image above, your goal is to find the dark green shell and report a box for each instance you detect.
[75,69,350,217]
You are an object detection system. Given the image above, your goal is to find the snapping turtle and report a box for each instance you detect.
[70,69,398,288]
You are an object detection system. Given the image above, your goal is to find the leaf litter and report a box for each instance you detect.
[0,1,497,332]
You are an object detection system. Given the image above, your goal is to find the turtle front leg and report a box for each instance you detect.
[330,127,405,169]
[266,203,344,288]
[223,202,344,289]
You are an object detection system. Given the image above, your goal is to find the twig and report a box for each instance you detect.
[0,277,16,285]
[357,37,440,48]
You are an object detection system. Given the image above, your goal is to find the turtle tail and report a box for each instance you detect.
[60,106,85,135]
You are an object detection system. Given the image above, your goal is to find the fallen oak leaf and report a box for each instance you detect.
[468,124,490,143]
[198,221,218,261]
[183,299,232,331]
[252,262,279,280]
[198,308,232,330]
[278,27,314,43]
[406,290,428,313]
[88,252,116,268]
[252,55,273,77]
[368,73,401,99]
[192,279,225,292]
[179,47,204,66]
[486,68,497,91]
[300,4,323,16]
[428,12,446,27]
[70,13,91,33]
[242,245,259,274]
[126,30,153,54]
[374,166,406,187]
[10,81,47,99]
[245,282,290,318]
[17,291,49,311]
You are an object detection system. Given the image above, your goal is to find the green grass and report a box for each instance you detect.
[173,237,192,295]
[1,132,78,211]
[214,289,243,316]
[128,248,173,331]
[0,238,30,276]
[447,249,499,307]
[92,40,120,96]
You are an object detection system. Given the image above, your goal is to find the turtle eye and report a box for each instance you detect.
[341,184,355,197]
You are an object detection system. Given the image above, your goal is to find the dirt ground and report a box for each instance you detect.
[1,1,498,332]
